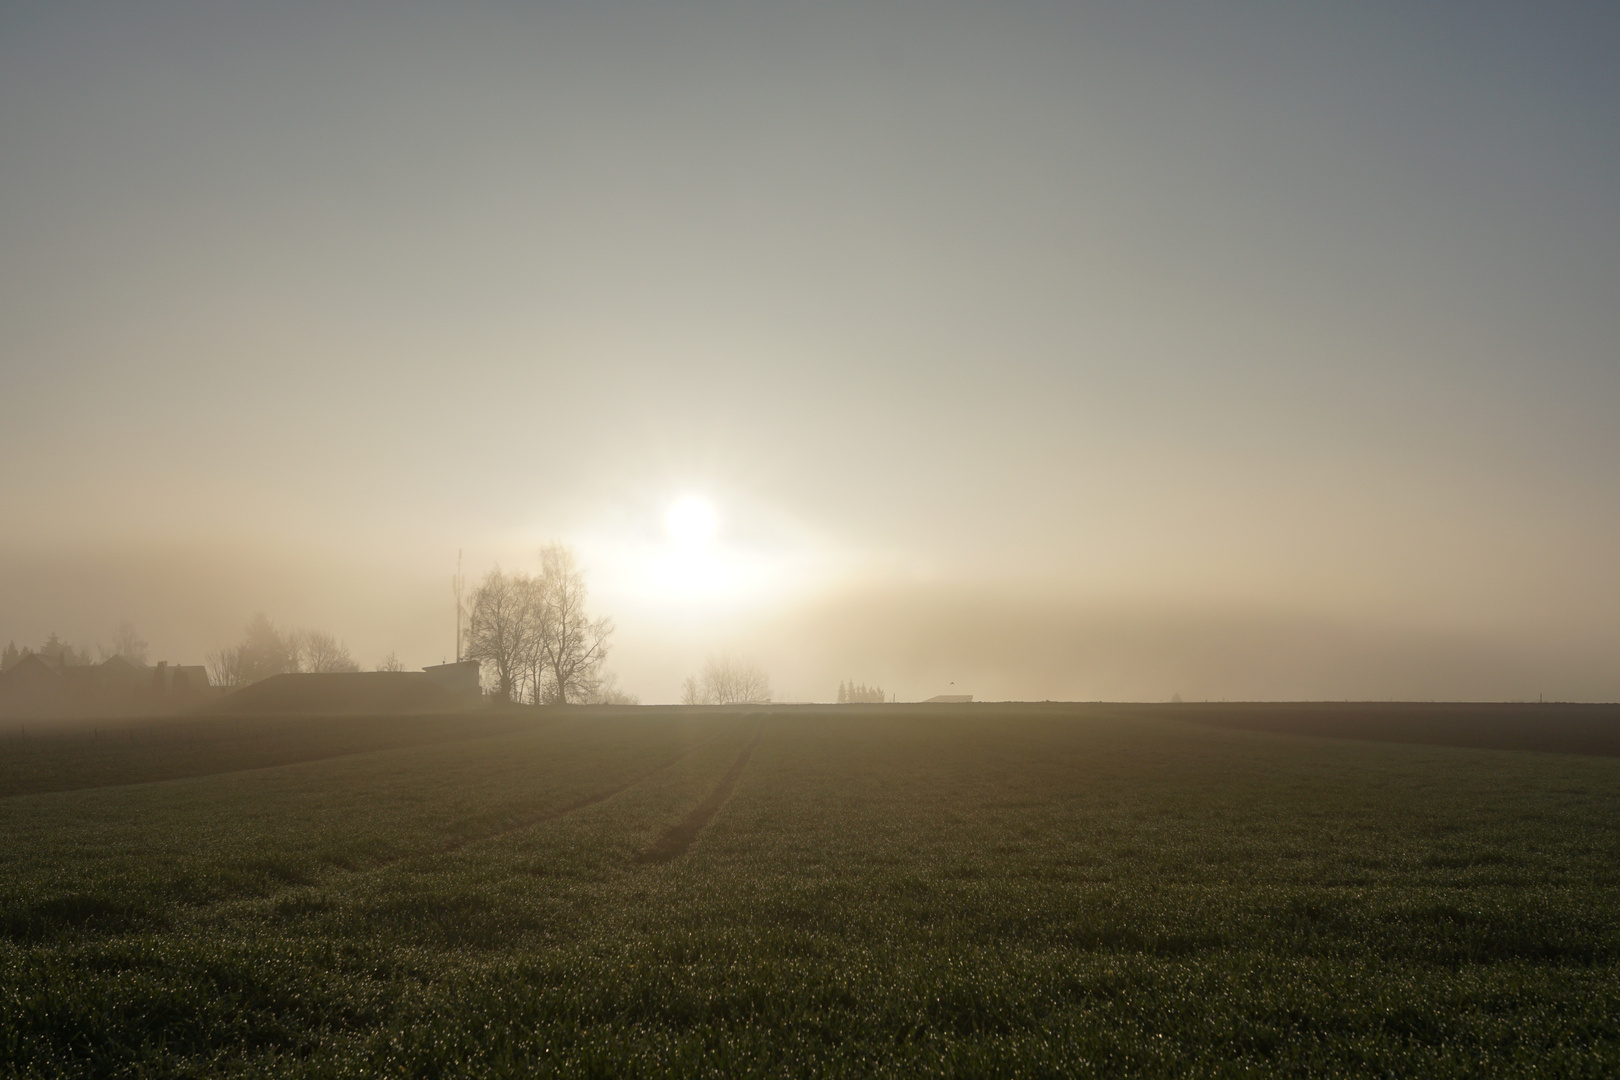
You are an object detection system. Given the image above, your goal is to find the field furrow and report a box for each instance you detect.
[636,721,764,864]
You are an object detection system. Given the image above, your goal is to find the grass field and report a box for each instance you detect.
[4,703,1620,1077]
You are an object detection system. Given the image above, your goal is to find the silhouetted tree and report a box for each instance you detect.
[298,630,359,673]
[589,672,639,705]
[38,633,91,668]
[466,568,535,703]
[205,646,242,688]
[111,620,148,665]
[839,680,884,703]
[376,652,404,672]
[207,613,298,687]
[534,544,612,704]
[242,613,297,680]
[684,655,771,705]
[464,545,614,705]
[1,641,18,672]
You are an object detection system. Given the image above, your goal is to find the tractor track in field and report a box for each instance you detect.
[410,724,746,864]
[153,726,749,921]
[634,721,764,865]
[2,726,754,937]
[240,725,743,894]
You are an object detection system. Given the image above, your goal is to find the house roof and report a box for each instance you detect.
[0,652,67,692]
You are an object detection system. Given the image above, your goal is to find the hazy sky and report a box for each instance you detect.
[2,1,1617,701]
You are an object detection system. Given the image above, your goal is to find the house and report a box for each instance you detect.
[0,652,69,711]
[0,653,214,718]
[148,661,210,694]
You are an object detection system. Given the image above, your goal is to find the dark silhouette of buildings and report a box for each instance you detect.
[0,652,214,718]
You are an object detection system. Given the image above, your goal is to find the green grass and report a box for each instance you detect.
[4,704,1620,1077]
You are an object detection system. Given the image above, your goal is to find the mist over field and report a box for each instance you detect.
[1,544,1613,705]
[2,1,1617,701]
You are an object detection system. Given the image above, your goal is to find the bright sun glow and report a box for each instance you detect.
[566,490,841,632]
[666,497,718,549]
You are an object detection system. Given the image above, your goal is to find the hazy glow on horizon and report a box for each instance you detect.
[584,490,834,620]
[1,2,1617,701]
[666,498,718,550]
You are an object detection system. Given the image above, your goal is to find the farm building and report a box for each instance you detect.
[209,663,484,715]
[423,660,481,697]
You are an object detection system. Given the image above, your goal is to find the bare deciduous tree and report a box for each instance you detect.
[207,615,349,683]
[519,572,551,704]
[299,630,359,673]
[376,652,404,672]
[535,544,612,704]
[589,671,639,705]
[465,567,536,703]
[464,546,615,706]
[205,645,243,688]
[110,620,148,665]
[683,655,771,705]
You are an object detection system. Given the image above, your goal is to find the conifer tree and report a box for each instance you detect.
[38,633,88,666]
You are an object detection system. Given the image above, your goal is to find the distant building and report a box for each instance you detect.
[148,660,210,694]
[923,694,972,703]
[0,653,214,718]
[209,664,486,715]
[0,653,66,703]
[423,660,482,699]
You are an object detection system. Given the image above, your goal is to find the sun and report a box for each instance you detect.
[666,496,718,548]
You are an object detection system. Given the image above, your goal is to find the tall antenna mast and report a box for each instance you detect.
[452,549,465,663]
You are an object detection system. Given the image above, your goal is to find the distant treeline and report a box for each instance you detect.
[838,681,886,704]
[682,656,772,705]
[0,615,380,690]
[5,542,626,706]
[2,621,150,672]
